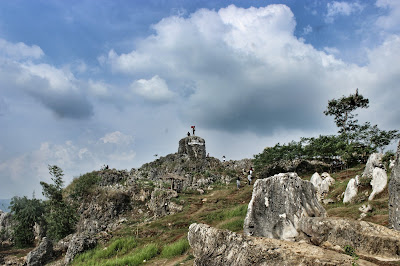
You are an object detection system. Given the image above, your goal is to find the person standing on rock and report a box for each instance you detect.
[187,132,190,137]
[191,125,195,135]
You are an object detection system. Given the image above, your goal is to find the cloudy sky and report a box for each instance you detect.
[1,0,399,199]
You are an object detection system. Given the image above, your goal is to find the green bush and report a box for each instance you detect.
[68,172,100,200]
[161,238,190,258]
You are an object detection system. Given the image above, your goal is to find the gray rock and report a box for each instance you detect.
[389,141,400,230]
[64,234,97,265]
[178,136,206,159]
[188,223,373,266]
[0,210,13,243]
[243,172,326,240]
[298,217,400,260]
[343,175,359,203]
[148,188,182,218]
[362,153,384,178]
[368,167,387,201]
[26,237,54,266]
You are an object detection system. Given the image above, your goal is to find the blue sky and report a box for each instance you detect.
[1,0,399,198]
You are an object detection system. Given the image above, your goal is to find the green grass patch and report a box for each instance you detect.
[160,238,190,258]
[103,244,159,266]
[218,217,245,232]
[203,204,247,223]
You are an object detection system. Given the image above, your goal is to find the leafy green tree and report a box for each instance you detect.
[324,89,369,137]
[10,196,44,247]
[40,165,77,241]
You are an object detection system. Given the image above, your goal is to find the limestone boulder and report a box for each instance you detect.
[362,153,384,178]
[368,167,387,201]
[64,234,97,265]
[389,141,400,230]
[343,176,359,203]
[299,217,400,260]
[178,136,206,159]
[188,223,373,266]
[148,188,182,218]
[310,172,322,189]
[0,210,13,243]
[26,237,55,266]
[321,172,335,186]
[243,173,326,240]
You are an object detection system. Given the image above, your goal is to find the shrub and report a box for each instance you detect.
[68,172,100,200]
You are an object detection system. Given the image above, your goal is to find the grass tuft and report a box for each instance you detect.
[161,237,190,258]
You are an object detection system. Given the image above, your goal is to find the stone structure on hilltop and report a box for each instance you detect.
[178,136,206,159]
[243,172,326,240]
[389,141,400,230]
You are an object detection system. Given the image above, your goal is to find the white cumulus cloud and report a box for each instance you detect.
[325,1,364,23]
[131,75,174,102]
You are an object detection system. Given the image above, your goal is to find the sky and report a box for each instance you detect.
[1,0,400,199]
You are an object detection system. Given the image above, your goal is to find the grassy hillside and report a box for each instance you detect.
[67,164,390,266]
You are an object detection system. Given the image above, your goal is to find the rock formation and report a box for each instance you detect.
[178,136,206,159]
[389,141,400,230]
[188,223,374,266]
[26,237,55,266]
[0,210,12,244]
[243,172,326,240]
[148,188,183,218]
[64,234,97,265]
[343,175,359,203]
[310,172,335,201]
[362,153,384,178]
[299,217,400,260]
[368,167,387,200]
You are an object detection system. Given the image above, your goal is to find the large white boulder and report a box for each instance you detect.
[362,153,384,178]
[343,175,359,203]
[369,167,388,201]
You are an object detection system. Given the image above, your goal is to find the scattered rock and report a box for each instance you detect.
[26,237,55,266]
[188,223,373,266]
[389,141,400,230]
[322,199,335,205]
[243,172,326,240]
[298,217,400,260]
[64,234,97,265]
[343,175,359,203]
[368,167,387,201]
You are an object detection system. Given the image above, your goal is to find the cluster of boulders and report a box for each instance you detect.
[310,172,335,201]
[189,142,400,265]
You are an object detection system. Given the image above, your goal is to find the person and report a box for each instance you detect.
[236,176,241,189]
[191,125,196,135]
[247,168,252,185]
[222,155,226,162]
[187,132,190,137]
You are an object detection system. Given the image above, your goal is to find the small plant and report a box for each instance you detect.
[344,245,359,266]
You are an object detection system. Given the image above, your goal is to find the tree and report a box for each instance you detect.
[10,196,44,247]
[324,89,369,137]
[40,165,77,241]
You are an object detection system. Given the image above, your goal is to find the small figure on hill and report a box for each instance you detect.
[222,155,226,162]
[187,132,190,137]
[236,176,241,190]
[106,165,109,170]
[191,125,196,135]
[247,167,253,185]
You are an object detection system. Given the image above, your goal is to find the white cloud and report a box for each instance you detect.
[131,75,174,102]
[303,25,313,35]
[100,131,134,145]
[323,47,340,55]
[0,38,44,60]
[375,0,400,32]
[325,1,364,23]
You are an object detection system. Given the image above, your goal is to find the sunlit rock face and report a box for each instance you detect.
[178,136,206,159]
[243,172,326,241]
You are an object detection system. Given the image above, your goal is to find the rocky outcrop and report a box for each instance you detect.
[389,141,400,230]
[299,217,400,260]
[98,169,130,186]
[178,136,206,159]
[368,167,387,200]
[64,234,97,265]
[362,153,384,178]
[258,159,331,179]
[343,176,359,203]
[148,188,183,218]
[188,223,374,266]
[310,172,335,201]
[243,173,326,240]
[0,210,12,244]
[26,237,55,266]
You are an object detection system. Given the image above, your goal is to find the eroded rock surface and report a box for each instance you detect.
[362,153,384,178]
[369,167,387,201]
[26,237,55,266]
[188,223,374,266]
[148,188,183,218]
[299,217,400,260]
[64,234,97,265]
[343,176,359,203]
[243,172,326,240]
[0,210,12,244]
[178,136,206,159]
[389,141,400,230]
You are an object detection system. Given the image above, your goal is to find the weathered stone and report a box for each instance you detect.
[98,169,130,186]
[64,234,97,265]
[310,172,323,189]
[299,217,400,260]
[148,188,182,218]
[243,173,326,240]
[343,175,359,203]
[321,172,335,186]
[26,237,54,266]
[178,136,206,159]
[368,167,387,201]
[188,223,374,266]
[389,141,400,230]
[0,210,13,243]
[362,153,384,178]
